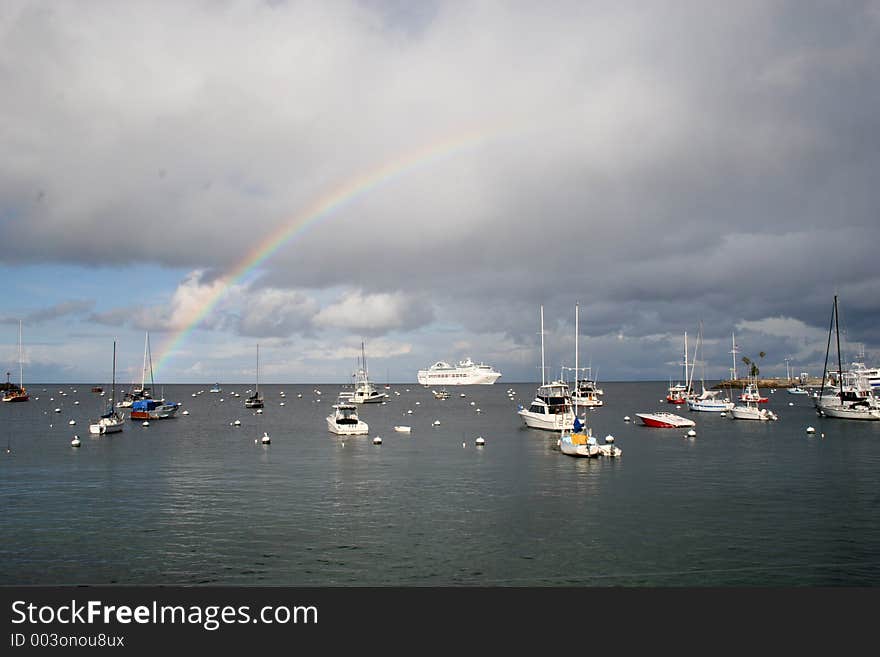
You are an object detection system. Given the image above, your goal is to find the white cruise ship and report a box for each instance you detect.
[417,358,501,386]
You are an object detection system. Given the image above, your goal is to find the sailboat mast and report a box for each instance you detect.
[818,297,835,401]
[141,332,148,391]
[540,305,546,386]
[147,332,155,391]
[112,340,117,408]
[834,295,843,399]
[683,331,689,390]
[730,332,738,381]
[575,303,579,391]
[18,320,23,389]
[256,343,260,394]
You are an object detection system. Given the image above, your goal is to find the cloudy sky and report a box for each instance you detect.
[2,0,879,385]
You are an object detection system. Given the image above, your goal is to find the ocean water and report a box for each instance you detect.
[2,382,879,586]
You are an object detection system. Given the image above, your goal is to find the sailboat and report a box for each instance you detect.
[130,332,180,420]
[687,322,734,412]
[666,331,689,404]
[245,344,264,409]
[814,296,880,420]
[2,320,28,403]
[518,306,575,431]
[89,340,125,434]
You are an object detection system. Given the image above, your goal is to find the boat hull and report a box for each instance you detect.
[326,417,369,434]
[730,406,777,421]
[518,409,575,431]
[131,404,180,420]
[816,404,880,420]
[636,413,695,428]
[687,400,735,412]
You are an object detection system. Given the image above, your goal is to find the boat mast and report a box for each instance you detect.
[730,332,738,381]
[683,331,688,387]
[575,302,579,391]
[834,295,843,400]
[540,305,546,386]
[18,320,23,390]
[111,340,117,409]
[256,343,260,395]
[147,332,155,392]
[141,332,148,392]
[818,297,835,404]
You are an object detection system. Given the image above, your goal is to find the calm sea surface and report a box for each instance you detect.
[2,382,879,586]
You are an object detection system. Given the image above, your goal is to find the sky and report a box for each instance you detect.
[2,0,879,385]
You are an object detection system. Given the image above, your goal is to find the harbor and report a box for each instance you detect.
[3,380,879,586]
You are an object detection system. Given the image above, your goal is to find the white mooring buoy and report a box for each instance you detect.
[71,435,81,448]
[806,426,816,434]
[372,436,382,445]
[475,436,485,446]
[261,432,271,444]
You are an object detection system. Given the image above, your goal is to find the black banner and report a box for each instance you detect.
[1,587,874,651]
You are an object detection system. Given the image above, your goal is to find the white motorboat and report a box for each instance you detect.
[432,388,451,400]
[635,412,696,428]
[518,307,575,431]
[558,428,599,458]
[787,386,809,395]
[730,400,778,421]
[326,399,369,435]
[417,358,501,386]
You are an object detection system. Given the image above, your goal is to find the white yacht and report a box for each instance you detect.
[351,342,388,404]
[417,358,501,386]
[518,306,574,431]
[730,400,778,421]
[519,382,575,431]
[326,399,369,435]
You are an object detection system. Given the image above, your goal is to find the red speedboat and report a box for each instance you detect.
[636,412,696,428]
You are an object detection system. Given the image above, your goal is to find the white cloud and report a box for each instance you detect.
[313,290,433,333]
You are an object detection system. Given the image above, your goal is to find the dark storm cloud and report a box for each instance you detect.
[1,300,94,325]
[2,1,879,379]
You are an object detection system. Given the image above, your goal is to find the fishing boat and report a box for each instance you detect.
[89,341,125,435]
[326,398,369,435]
[739,381,768,403]
[815,296,880,420]
[351,342,388,404]
[518,307,575,431]
[730,399,778,421]
[635,412,696,428]
[244,344,264,409]
[129,332,180,420]
[432,388,451,400]
[568,303,604,411]
[2,321,29,403]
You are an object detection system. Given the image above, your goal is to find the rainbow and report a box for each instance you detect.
[152,125,502,377]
